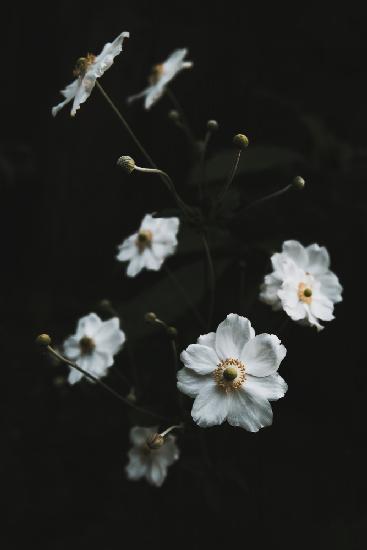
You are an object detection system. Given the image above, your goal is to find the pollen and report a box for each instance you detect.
[214,358,246,392]
[149,63,164,85]
[79,336,96,355]
[136,229,153,252]
[73,53,96,77]
[298,282,313,304]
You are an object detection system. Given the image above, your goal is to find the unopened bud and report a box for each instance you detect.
[292,176,305,190]
[146,433,165,450]
[117,155,136,174]
[233,133,249,150]
[166,326,178,339]
[36,334,51,346]
[168,109,180,122]
[207,119,218,132]
[145,312,157,323]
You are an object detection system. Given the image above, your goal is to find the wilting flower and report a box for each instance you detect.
[177,314,287,432]
[260,240,343,331]
[52,31,129,117]
[125,426,179,487]
[116,214,180,277]
[127,48,193,109]
[63,313,125,384]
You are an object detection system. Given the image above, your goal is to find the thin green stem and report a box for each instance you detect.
[243,183,293,212]
[199,128,214,200]
[47,345,168,421]
[201,233,216,330]
[217,149,242,204]
[164,266,206,330]
[165,87,196,147]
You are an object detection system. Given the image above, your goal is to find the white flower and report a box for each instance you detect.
[260,240,343,331]
[177,314,287,432]
[116,214,180,277]
[63,313,125,384]
[52,31,129,117]
[127,48,193,109]
[125,426,179,487]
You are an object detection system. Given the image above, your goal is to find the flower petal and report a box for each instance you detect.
[245,373,288,401]
[282,240,308,269]
[130,426,156,447]
[116,235,137,262]
[71,74,96,117]
[310,296,334,322]
[63,336,81,360]
[241,334,286,377]
[75,313,102,338]
[180,344,218,374]
[157,437,179,466]
[215,314,255,361]
[68,368,83,385]
[306,244,330,274]
[147,461,167,487]
[197,332,216,349]
[142,248,164,271]
[227,388,273,432]
[126,448,148,481]
[191,381,230,427]
[177,367,208,397]
[126,254,145,277]
[94,318,125,354]
[318,272,343,303]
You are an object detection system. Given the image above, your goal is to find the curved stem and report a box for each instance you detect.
[46,345,168,421]
[243,183,293,212]
[217,149,242,203]
[201,233,216,330]
[199,128,214,200]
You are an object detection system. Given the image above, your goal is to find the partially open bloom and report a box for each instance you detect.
[260,240,343,331]
[116,214,179,277]
[52,31,129,117]
[127,49,193,109]
[177,314,287,432]
[63,313,125,384]
[125,426,179,487]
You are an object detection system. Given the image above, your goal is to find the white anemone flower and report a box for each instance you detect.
[177,314,287,432]
[63,313,125,384]
[127,48,193,109]
[52,31,130,117]
[125,426,179,487]
[116,214,180,277]
[260,240,343,331]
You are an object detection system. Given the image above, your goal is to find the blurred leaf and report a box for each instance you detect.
[189,146,304,185]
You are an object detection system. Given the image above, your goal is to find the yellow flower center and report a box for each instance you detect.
[214,358,246,392]
[73,53,96,77]
[136,229,153,252]
[79,336,96,355]
[298,282,313,304]
[149,63,164,85]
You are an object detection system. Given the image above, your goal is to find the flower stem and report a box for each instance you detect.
[46,345,168,421]
[96,81,157,169]
[198,127,214,200]
[243,183,293,212]
[201,233,216,330]
[165,87,197,147]
[216,149,242,204]
[164,266,206,330]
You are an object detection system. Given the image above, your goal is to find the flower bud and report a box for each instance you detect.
[146,433,165,450]
[292,176,305,190]
[168,109,180,122]
[207,119,218,132]
[35,334,51,346]
[233,133,249,150]
[117,156,136,174]
[166,326,178,339]
[144,312,157,323]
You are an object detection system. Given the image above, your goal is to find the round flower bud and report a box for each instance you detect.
[166,326,178,339]
[145,312,157,323]
[292,176,305,190]
[233,133,249,150]
[207,119,219,132]
[35,333,51,346]
[146,433,165,450]
[168,109,180,122]
[117,156,136,174]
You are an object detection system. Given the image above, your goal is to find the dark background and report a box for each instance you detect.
[2,2,366,549]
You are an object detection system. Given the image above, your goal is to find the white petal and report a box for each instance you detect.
[278,281,307,321]
[215,314,255,361]
[70,74,96,117]
[63,336,81,360]
[318,272,343,303]
[310,297,334,322]
[197,332,216,349]
[126,87,150,105]
[180,344,218,374]
[130,426,156,447]
[68,368,83,385]
[78,350,112,377]
[146,461,167,487]
[151,241,174,259]
[94,318,125,354]
[157,437,179,466]
[116,235,137,262]
[282,240,308,269]
[177,367,208,397]
[75,313,102,338]
[241,334,286,377]
[52,79,80,117]
[227,389,273,432]
[125,448,148,481]
[154,217,180,241]
[126,254,145,277]
[245,373,288,401]
[303,305,324,331]
[306,243,330,274]
[191,380,230,427]
[93,31,129,77]
[142,248,164,271]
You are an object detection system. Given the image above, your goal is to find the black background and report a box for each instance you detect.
[2,2,367,549]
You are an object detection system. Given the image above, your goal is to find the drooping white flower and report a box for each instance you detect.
[52,31,130,117]
[260,240,343,331]
[125,426,179,487]
[127,48,193,109]
[63,313,125,384]
[177,314,287,432]
[116,214,179,277]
